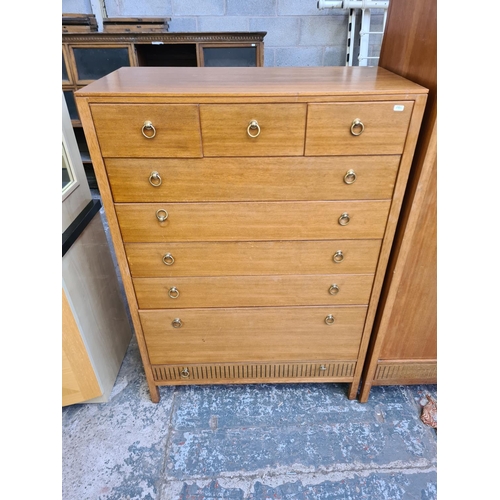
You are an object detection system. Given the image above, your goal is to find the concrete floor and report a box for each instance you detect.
[62,338,437,500]
[62,196,437,499]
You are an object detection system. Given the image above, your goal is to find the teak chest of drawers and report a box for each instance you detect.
[76,67,427,403]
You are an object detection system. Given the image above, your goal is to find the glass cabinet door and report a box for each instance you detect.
[201,45,258,67]
[63,90,79,122]
[71,46,132,83]
[62,47,72,84]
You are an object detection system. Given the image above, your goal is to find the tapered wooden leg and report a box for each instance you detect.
[358,380,372,403]
[148,381,160,403]
[347,381,358,400]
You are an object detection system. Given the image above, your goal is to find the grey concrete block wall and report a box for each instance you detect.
[63,0,92,13]
[62,0,386,67]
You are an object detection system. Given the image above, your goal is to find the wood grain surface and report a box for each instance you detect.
[115,200,391,242]
[125,239,383,277]
[140,306,368,364]
[106,156,400,203]
[133,273,374,309]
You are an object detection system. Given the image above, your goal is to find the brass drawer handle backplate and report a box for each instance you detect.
[142,120,156,139]
[247,119,261,138]
[350,118,364,136]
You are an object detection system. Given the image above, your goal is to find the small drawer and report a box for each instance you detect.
[125,240,382,277]
[140,306,368,365]
[305,101,414,156]
[106,156,400,203]
[90,104,202,157]
[200,104,306,156]
[115,200,391,243]
[133,274,374,309]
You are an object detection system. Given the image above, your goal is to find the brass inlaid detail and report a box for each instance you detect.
[152,361,357,382]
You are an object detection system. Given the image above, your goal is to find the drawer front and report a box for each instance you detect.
[90,104,202,157]
[305,101,414,156]
[106,156,400,203]
[134,274,374,309]
[116,201,391,242]
[200,104,306,156]
[152,361,357,383]
[140,306,368,364]
[125,240,382,277]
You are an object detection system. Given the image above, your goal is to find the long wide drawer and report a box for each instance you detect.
[305,101,414,156]
[90,104,202,157]
[125,240,382,277]
[105,156,400,202]
[140,306,368,364]
[133,274,374,309]
[199,104,307,157]
[151,361,357,384]
[116,201,391,242]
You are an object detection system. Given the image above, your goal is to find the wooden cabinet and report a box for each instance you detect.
[358,0,437,401]
[75,67,427,403]
[62,32,266,187]
[62,93,132,406]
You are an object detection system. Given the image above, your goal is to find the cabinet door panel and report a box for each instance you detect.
[73,47,130,82]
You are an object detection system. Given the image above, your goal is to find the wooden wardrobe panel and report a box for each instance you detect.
[379,156,437,360]
[359,0,437,400]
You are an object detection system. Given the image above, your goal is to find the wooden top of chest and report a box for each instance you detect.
[75,67,428,98]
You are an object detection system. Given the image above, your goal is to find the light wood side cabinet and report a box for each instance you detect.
[359,0,437,401]
[62,94,132,406]
[75,67,427,403]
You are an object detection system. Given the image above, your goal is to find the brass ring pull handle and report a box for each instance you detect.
[180,368,190,378]
[142,120,156,139]
[162,253,175,266]
[350,118,364,136]
[325,314,335,325]
[149,171,162,187]
[156,209,168,222]
[333,250,344,263]
[329,284,340,295]
[320,365,327,371]
[338,213,350,226]
[344,169,357,185]
[247,120,261,138]
[168,287,180,299]
[172,318,183,328]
